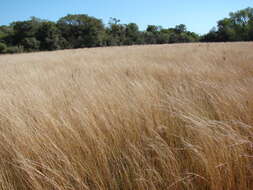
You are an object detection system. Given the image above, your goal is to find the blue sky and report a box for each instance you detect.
[1,0,253,34]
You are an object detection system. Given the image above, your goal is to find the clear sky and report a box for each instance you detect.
[1,0,253,34]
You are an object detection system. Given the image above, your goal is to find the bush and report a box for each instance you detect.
[0,42,7,53]
[6,46,24,54]
[21,37,40,52]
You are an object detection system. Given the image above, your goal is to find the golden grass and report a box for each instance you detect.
[0,42,253,190]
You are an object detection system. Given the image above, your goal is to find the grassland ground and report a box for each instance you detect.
[0,42,252,189]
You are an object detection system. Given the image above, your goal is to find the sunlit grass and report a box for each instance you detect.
[0,42,252,190]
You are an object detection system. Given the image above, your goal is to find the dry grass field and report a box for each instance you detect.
[0,42,253,190]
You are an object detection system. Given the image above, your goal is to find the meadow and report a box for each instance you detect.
[0,42,252,190]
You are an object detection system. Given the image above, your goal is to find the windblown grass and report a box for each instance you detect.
[0,42,252,190]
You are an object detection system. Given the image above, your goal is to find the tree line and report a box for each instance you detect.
[201,7,253,42]
[0,7,252,54]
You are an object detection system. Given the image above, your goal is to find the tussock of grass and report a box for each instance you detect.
[0,42,253,189]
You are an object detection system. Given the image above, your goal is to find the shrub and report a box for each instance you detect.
[0,42,7,53]
[21,37,40,52]
[6,46,24,54]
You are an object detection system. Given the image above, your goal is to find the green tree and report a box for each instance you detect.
[124,23,140,45]
[0,26,11,40]
[105,18,126,46]
[175,24,187,33]
[203,7,253,42]
[201,27,218,42]
[229,7,253,40]
[37,22,63,50]
[21,37,40,51]
[0,42,7,53]
[11,18,42,44]
[217,18,236,41]
[145,25,160,44]
[6,46,24,54]
[57,14,105,48]
[146,25,159,33]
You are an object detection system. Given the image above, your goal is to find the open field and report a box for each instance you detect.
[0,42,253,190]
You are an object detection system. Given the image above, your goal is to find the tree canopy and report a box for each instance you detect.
[201,7,253,42]
[0,7,252,54]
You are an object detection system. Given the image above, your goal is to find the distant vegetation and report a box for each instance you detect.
[0,7,252,53]
[201,7,253,42]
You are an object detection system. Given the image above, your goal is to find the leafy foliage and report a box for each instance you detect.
[0,7,252,54]
[57,14,105,48]
[202,7,253,42]
[37,22,62,50]
[0,42,7,53]
[21,37,40,51]
[6,46,24,54]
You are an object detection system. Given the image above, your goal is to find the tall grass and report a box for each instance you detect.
[0,42,252,190]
